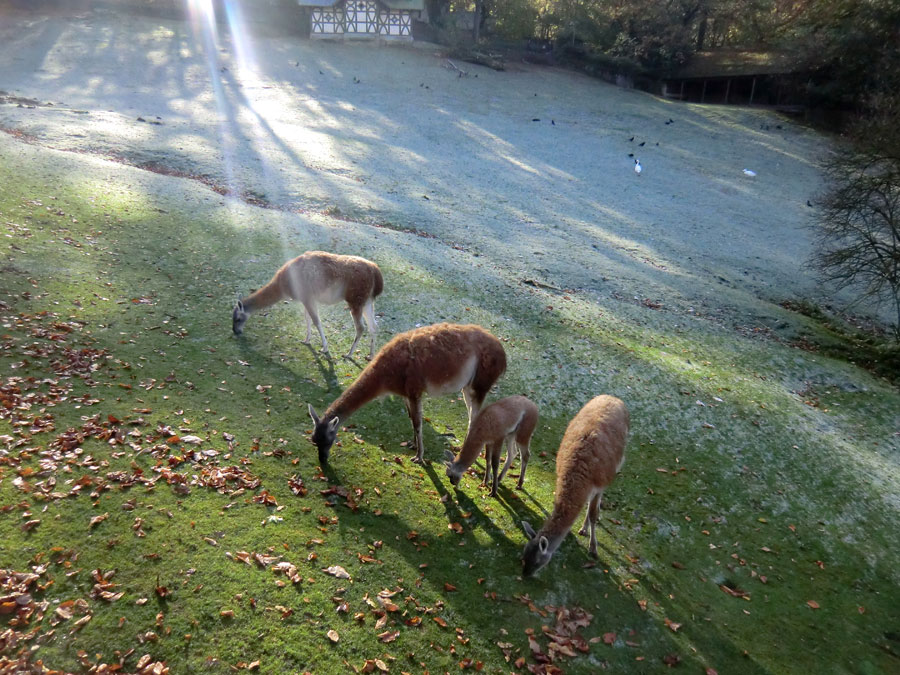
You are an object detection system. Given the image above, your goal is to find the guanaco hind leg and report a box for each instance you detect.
[345,306,365,358]
[362,298,377,359]
[405,397,425,463]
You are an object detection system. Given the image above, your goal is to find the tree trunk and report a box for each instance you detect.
[696,13,708,51]
[473,0,482,42]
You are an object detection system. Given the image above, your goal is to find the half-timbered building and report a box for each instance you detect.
[297,0,423,40]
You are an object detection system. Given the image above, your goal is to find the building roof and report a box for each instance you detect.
[297,0,424,9]
[671,50,805,80]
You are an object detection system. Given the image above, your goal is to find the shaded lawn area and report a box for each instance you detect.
[1,137,898,674]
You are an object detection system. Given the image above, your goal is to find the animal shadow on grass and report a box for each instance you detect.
[420,460,544,549]
[234,327,340,393]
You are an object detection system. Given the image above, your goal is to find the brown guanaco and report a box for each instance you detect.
[444,395,538,496]
[522,395,629,576]
[232,251,383,359]
[308,323,507,465]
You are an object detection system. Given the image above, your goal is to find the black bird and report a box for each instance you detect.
[668,118,674,123]
[628,136,634,142]
[551,120,555,125]
[532,118,540,122]
[639,141,645,147]
[807,200,813,207]
[628,153,634,157]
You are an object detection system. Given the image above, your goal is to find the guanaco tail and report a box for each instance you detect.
[444,395,538,497]
[522,395,629,576]
[232,251,383,359]
[308,323,507,465]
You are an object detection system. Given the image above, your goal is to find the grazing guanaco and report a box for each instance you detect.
[444,395,538,497]
[521,395,629,576]
[308,323,507,465]
[232,251,383,359]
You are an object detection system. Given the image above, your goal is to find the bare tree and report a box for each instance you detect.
[810,106,900,339]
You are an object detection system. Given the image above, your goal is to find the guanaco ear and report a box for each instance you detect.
[327,416,340,433]
[538,536,549,554]
[308,404,320,425]
[236,300,244,312]
[522,521,536,539]
[443,449,456,463]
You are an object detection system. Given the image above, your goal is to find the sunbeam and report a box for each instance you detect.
[185,0,240,203]
[184,0,310,271]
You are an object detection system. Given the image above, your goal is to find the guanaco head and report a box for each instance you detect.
[232,300,249,335]
[308,404,339,465]
[521,521,552,577]
[444,449,463,486]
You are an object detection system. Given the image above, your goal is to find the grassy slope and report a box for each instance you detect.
[0,135,898,675]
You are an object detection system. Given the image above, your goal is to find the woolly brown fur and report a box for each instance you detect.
[447,395,538,494]
[314,323,507,463]
[234,251,382,358]
[544,395,629,533]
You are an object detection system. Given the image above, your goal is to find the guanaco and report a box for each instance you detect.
[444,395,538,497]
[308,323,507,465]
[521,395,629,576]
[232,251,383,359]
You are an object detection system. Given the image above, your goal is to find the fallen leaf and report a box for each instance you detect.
[377,630,399,643]
[807,600,820,610]
[663,653,681,667]
[664,618,682,632]
[602,632,616,645]
[324,565,351,580]
[327,629,340,643]
[89,512,109,528]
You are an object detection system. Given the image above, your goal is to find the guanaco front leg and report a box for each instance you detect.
[303,301,329,355]
[498,435,517,483]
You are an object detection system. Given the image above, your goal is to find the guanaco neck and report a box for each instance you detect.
[455,425,492,467]
[324,365,387,422]
[540,492,588,548]
[241,275,288,313]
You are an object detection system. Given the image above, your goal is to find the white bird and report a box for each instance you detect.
[634,159,642,175]
[742,168,756,177]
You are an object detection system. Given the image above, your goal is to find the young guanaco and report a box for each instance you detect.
[232,251,383,359]
[521,395,629,576]
[444,395,538,497]
[308,323,507,465]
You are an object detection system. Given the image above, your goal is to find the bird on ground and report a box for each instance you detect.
[742,169,757,177]
[639,141,646,147]
[628,136,634,142]
[807,200,813,207]
[634,159,642,176]
[628,153,634,157]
